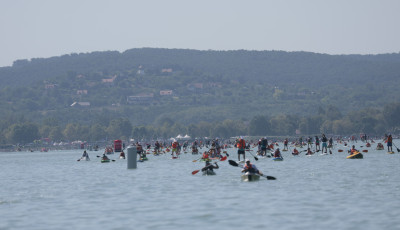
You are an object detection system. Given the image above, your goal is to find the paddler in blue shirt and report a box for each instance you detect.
[241,159,263,175]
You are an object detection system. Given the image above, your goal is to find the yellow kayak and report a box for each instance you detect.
[347,151,363,159]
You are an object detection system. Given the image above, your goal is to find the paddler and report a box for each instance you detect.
[82,150,89,158]
[260,137,268,156]
[236,137,246,161]
[321,134,328,153]
[119,150,125,159]
[136,142,145,159]
[387,134,393,152]
[202,161,219,173]
[283,138,289,151]
[171,139,179,157]
[102,153,109,161]
[241,159,263,175]
[273,148,282,158]
[349,145,358,154]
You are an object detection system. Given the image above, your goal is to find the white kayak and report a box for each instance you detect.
[241,172,260,182]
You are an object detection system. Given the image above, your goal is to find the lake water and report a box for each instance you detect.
[1,141,400,230]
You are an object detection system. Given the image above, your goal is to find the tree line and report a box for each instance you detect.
[1,103,399,145]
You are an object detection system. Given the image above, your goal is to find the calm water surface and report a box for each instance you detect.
[1,141,400,230]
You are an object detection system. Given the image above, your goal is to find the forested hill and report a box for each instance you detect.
[2,48,400,88]
[0,48,400,128]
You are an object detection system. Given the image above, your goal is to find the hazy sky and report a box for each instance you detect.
[1,0,399,67]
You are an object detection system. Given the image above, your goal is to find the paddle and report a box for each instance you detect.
[393,143,400,153]
[247,150,258,161]
[194,155,227,162]
[228,160,276,180]
[192,157,202,162]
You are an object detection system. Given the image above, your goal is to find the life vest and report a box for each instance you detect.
[388,136,392,143]
[137,145,143,151]
[243,163,257,173]
[202,152,209,159]
[172,142,178,148]
[237,139,245,149]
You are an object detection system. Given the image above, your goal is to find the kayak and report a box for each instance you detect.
[80,156,90,161]
[119,156,125,159]
[202,170,216,176]
[101,159,110,163]
[346,151,363,159]
[376,147,384,150]
[171,156,178,159]
[273,157,284,161]
[241,173,260,182]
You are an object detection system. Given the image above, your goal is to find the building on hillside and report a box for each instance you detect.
[161,68,173,73]
[187,83,203,93]
[208,82,222,88]
[137,65,145,75]
[45,84,56,89]
[102,75,117,84]
[70,102,90,107]
[160,90,173,96]
[127,93,154,104]
[77,90,88,95]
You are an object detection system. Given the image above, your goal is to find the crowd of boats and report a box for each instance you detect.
[77,134,398,181]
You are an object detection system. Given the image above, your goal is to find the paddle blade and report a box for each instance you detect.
[220,156,227,161]
[254,156,258,161]
[265,176,276,180]
[192,170,200,175]
[228,160,239,167]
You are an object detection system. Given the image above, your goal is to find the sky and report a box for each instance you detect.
[1,0,400,67]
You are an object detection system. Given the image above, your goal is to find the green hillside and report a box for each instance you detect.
[0,48,399,143]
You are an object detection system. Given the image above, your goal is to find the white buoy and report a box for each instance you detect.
[127,146,137,169]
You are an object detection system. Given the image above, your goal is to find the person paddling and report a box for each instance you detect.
[79,150,90,161]
[349,145,358,155]
[202,161,219,173]
[119,150,125,159]
[387,134,393,152]
[241,159,263,175]
[273,148,282,158]
[236,137,246,161]
[102,153,109,161]
[82,150,89,158]
[321,134,328,153]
